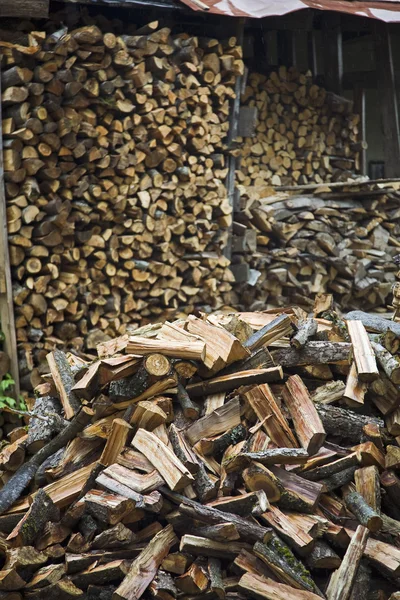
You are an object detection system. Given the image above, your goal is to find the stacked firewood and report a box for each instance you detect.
[0,15,241,387]
[230,183,400,311]
[236,67,361,187]
[1,305,400,598]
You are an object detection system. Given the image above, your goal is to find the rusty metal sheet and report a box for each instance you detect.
[179,0,400,22]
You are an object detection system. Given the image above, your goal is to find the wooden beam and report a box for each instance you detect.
[353,85,367,176]
[307,30,318,75]
[224,17,245,260]
[0,0,48,17]
[321,13,343,94]
[375,20,400,178]
[0,63,19,396]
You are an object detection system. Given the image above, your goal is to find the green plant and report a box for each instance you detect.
[0,373,17,410]
[0,374,26,413]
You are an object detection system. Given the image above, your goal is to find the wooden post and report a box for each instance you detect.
[353,85,367,176]
[224,17,246,261]
[375,21,400,178]
[308,30,318,76]
[0,65,20,396]
[321,12,343,94]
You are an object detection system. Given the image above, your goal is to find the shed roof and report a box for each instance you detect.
[178,0,400,22]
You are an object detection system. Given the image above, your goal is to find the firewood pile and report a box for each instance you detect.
[230,183,400,311]
[236,68,361,187]
[1,305,400,599]
[0,15,241,389]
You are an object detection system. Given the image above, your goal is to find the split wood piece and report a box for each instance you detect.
[169,424,199,474]
[194,522,240,542]
[234,548,278,579]
[357,533,400,577]
[291,319,318,349]
[343,363,367,407]
[271,342,351,368]
[4,545,48,576]
[385,445,400,470]
[176,383,199,420]
[83,489,135,525]
[354,466,381,512]
[176,562,208,595]
[126,337,206,362]
[47,350,81,419]
[347,320,379,382]
[111,377,177,410]
[222,346,275,376]
[326,525,369,600]
[100,419,132,467]
[311,381,345,405]
[0,567,26,591]
[7,488,59,546]
[306,541,341,570]
[113,525,178,600]
[179,534,250,559]
[187,366,283,397]
[70,559,129,588]
[352,441,385,470]
[24,563,65,589]
[302,453,359,482]
[316,404,384,442]
[185,396,241,446]
[254,536,320,595]
[320,467,358,493]
[168,494,272,543]
[98,465,164,501]
[282,375,326,455]
[0,408,93,515]
[194,461,218,503]
[371,342,400,384]
[204,393,225,416]
[207,490,269,517]
[26,395,64,454]
[239,573,322,600]
[261,505,315,556]
[131,428,194,491]
[208,558,225,599]
[130,401,167,431]
[244,314,293,351]
[22,577,84,599]
[185,315,250,371]
[270,466,323,512]
[344,491,382,532]
[244,384,298,448]
[195,423,247,457]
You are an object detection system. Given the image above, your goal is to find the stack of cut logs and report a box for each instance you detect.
[2,304,400,598]
[230,183,400,311]
[0,15,241,388]
[236,67,361,187]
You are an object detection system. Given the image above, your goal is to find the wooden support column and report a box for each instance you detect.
[0,68,20,395]
[308,30,318,76]
[375,21,400,178]
[353,86,367,176]
[321,12,343,94]
[224,17,246,261]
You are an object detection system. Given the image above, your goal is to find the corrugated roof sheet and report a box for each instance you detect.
[179,0,400,22]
